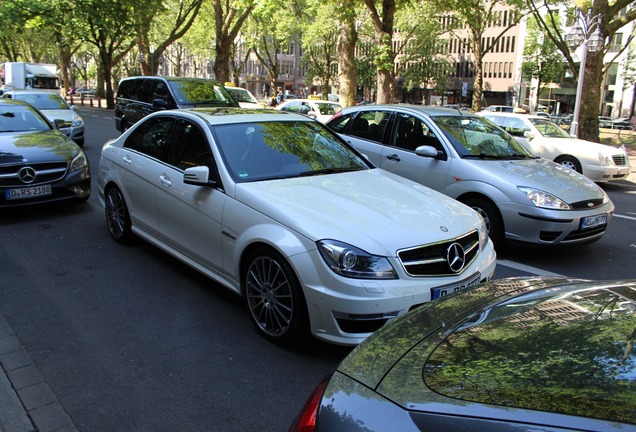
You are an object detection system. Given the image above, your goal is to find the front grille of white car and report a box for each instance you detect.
[612,155,627,166]
[397,231,480,277]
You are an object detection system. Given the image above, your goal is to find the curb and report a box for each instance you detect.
[0,314,77,432]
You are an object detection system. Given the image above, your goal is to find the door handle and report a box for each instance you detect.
[159,175,172,187]
[122,155,132,165]
[386,154,400,162]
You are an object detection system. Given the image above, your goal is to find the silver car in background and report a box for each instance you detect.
[2,90,85,146]
[327,105,614,248]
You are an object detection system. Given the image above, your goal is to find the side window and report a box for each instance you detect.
[350,111,390,143]
[152,81,174,106]
[502,117,530,137]
[124,116,174,160]
[137,79,153,103]
[167,120,214,171]
[327,113,353,133]
[391,114,443,152]
[282,101,300,113]
[117,81,134,99]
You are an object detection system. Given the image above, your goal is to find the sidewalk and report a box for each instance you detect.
[0,314,77,432]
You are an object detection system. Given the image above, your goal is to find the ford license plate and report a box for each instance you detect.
[580,213,607,230]
[432,273,481,300]
[5,185,52,200]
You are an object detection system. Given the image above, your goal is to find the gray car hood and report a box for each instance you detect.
[0,130,79,164]
[466,157,605,203]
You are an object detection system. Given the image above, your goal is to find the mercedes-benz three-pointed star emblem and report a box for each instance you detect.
[18,166,37,184]
[446,242,466,273]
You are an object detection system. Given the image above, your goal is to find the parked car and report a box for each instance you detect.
[481,105,514,112]
[0,99,90,206]
[2,89,85,146]
[98,108,496,345]
[612,118,633,129]
[327,105,615,248]
[290,277,636,432]
[114,76,239,132]
[598,116,614,128]
[75,87,96,98]
[275,98,342,123]
[478,112,631,182]
[225,85,263,109]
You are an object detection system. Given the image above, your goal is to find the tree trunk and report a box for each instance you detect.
[577,49,603,142]
[337,18,357,107]
[214,37,231,83]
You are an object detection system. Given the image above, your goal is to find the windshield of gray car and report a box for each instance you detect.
[432,116,535,159]
[529,118,573,138]
[15,93,69,110]
[212,120,370,182]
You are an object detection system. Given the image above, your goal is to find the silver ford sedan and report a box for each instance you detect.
[97,108,496,345]
[327,105,615,248]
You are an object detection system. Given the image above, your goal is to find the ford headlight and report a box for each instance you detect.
[71,116,84,128]
[70,151,88,172]
[317,240,397,279]
[518,187,570,210]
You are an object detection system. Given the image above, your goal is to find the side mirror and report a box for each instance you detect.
[306,110,317,118]
[53,119,66,129]
[524,131,535,140]
[184,166,217,187]
[152,98,169,109]
[414,145,440,158]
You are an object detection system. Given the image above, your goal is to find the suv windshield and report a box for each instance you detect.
[213,120,369,182]
[432,115,535,159]
[170,80,238,106]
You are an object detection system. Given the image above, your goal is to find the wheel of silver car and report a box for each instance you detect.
[243,248,308,344]
[105,186,133,243]
[555,156,582,173]
[462,197,504,248]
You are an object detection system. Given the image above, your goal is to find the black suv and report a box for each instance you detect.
[114,76,239,132]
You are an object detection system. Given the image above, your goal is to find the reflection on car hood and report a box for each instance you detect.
[338,276,588,389]
[39,109,78,123]
[0,130,79,163]
[474,158,604,203]
[236,169,482,256]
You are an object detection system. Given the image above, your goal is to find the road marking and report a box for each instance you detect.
[614,213,636,221]
[497,259,566,277]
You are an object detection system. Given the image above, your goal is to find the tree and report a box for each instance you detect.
[362,0,398,103]
[522,15,564,111]
[211,0,254,84]
[336,5,359,107]
[436,0,528,112]
[526,0,636,141]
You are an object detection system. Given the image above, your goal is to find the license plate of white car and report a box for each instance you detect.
[432,273,481,300]
[5,185,52,200]
[580,213,607,230]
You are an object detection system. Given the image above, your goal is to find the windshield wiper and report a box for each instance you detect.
[299,167,361,177]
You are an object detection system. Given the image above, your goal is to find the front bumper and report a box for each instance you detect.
[290,239,497,345]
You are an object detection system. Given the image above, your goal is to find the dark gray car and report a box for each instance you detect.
[290,277,636,432]
[327,105,614,248]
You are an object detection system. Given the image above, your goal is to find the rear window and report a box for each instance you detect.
[423,286,636,425]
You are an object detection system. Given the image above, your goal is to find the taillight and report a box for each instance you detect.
[288,374,332,432]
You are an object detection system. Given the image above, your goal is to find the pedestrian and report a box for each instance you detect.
[276,86,283,104]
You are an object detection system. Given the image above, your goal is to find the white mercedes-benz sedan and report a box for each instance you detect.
[98,108,496,345]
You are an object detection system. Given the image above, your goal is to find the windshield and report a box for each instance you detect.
[0,104,51,132]
[227,88,258,104]
[213,121,370,182]
[433,116,535,159]
[15,93,69,110]
[170,80,238,106]
[314,102,342,116]
[529,118,573,138]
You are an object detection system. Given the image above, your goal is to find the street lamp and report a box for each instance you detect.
[565,10,603,138]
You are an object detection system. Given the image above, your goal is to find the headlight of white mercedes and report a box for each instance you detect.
[70,151,88,172]
[478,217,489,249]
[317,240,397,279]
[598,152,610,166]
[518,187,570,210]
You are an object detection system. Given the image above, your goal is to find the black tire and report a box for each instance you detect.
[555,155,582,174]
[243,248,308,344]
[105,186,133,243]
[462,197,504,248]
